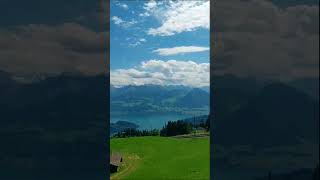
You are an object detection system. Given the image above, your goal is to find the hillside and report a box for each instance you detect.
[214,82,319,146]
[210,75,319,179]
[0,71,107,177]
[111,121,139,135]
[110,136,209,180]
[289,77,319,100]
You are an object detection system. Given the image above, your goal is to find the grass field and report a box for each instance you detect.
[110,136,209,180]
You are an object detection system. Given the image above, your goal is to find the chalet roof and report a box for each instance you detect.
[110,152,122,166]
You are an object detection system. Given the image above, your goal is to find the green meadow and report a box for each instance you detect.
[110,136,209,180]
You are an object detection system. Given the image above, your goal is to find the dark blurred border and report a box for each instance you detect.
[0,0,110,179]
[210,0,215,179]
[106,0,110,179]
[211,0,319,179]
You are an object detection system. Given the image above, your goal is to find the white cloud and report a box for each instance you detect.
[128,41,142,47]
[111,60,209,87]
[139,38,147,42]
[140,0,160,17]
[144,0,209,36]
[116,2,129,10]
[128,38,147,47]
[111,16,124,25]
[144,0,158,11]
[153,46,209,56]
[111,16,137,28]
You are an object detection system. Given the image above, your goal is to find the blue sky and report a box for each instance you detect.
[0,0,317,82]
[110,0,210,87]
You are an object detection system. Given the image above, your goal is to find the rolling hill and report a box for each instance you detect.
[111,136,209,180]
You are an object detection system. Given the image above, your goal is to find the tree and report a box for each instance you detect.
[160,120,192,137]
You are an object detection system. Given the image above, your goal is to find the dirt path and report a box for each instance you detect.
[111,154,140,180]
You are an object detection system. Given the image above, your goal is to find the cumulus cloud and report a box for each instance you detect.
[144,0,158,12]
[144,0,209,36]
[153,46,209,56]
[111,60,209,87]
[111,16,137,28]
[0,23,108,76]
[128,38,147,47]
[139,0,158,17]
[111,16,124,25]
[116,2,128,10]
[139,38,146,42]
[213,0,319,81]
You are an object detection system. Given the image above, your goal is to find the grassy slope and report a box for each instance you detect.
[111,136,209,180]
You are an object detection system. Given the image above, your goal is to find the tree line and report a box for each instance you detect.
[113,117,210,138]
[160,120,193,136]
[112,128,159,138]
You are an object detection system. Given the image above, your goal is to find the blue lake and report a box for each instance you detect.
[110,113,193,130]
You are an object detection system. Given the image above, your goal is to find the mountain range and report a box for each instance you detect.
[110,85,209,115]
[211,75,319,147]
